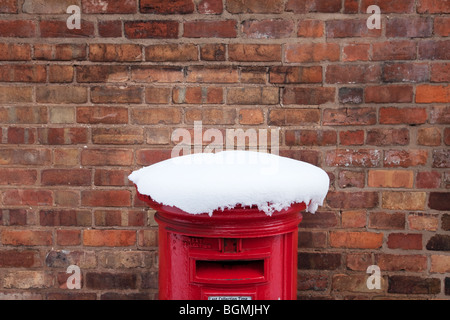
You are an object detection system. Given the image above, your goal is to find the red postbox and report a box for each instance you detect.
[137,192,306,300]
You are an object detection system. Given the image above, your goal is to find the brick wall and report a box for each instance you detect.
[0,0,449,300]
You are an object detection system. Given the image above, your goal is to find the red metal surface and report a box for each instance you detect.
[136,186,305,300]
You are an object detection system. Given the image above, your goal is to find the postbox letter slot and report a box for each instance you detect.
[195,259,265,283]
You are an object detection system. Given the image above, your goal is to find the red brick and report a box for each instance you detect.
[185,108,235,125]
[37,128,88,145]
[285,130,337,146]
[338,88,364,104]
[81,148,133,166]
[0,250,37,268]
[330,231,383,248]
[0,106,46,124]
[98,21,122,37]
[297,19,324,37]
[239,109,264,125]
[338,170,365,188]
[145,44,198,62]
[268,109,320,126]
[184,20,236,38]
[0,64,46,82]
[339,130,364,146]
[49,65,74,83]
[382,63,429,83]
[0,148,51,165]
[125,20,179,39]
[386,17,432,38]
[326,64,380,84]
[373,40,416,60]
[40,20,94,38]
[416,85,450,103]
[445,128,450,146]
[226,0,284,13]
[77,106,128,124]
[388,276,440,294]
[416,172,441,189]
[0,43,31,61]
[94,169,132,187]
[269,66,322,84]
[90,86,142,104]
[361,0,415,13]
[325,149,381,167]
[76,65,128,83]
[434,17,450,36]
[286,0,342,13]
[417,0,450,13]
[418,40,450,60]
[1,230,52,246]
[242,19,294,39]
[140,0,194,13]
[0,20,36,37]
[92,127,144,145]
[428,193,450,211]
[323,107,376,126]
[342,43,370,61]
[198,0,223,14]
[417,127,441,146]
[379,107,427,125]
[431,62,450,82]
[131,108,182,125]
[368,170,413,188]
[0,169,37,185]
[388,233,422,250]
[326,19,381,38]
[7,127,36,144]
[89,43,142,62]
[136,149,172,166]
[82,0,137,13]
[365,85,413,103]
[377,254,427,272]
[383,150,428,168]
[3,190,53,206]
[56,230,81,246]
[41,169,91,186]
[39,209,91,226]
[81,190,131,207]
[369,212,406,230]
[132,66,184,83]
[83,230,136,247]
[285,43,339,62]
[283,87,335,105]
[366,128,409,146]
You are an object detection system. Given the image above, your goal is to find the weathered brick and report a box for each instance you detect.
[0,20,36,37]
[372,40,416,61]
[0,86,33,103]
[200,44,226,61]
[382,63,429,83]
[338,170,365,188]
[185,108,235,125]
[417,0,450,13]
[366,128,409,146]
[0,43,31,61]
[418,40,450,60]
[242,19,294,39]
[339,130,364,146]
[89,43,142,62]
[434,17,450,36]
[229,44,281,62]
[198,0,223,14]
[145,44,197,62]
[0,64,46,82]
[377,254,427,272]
[41,169,91,186]
[416,85,450,103]
[23,0,79,13]
[361,0,414,13]
[0,148,51,166]
[37,128,88,145]
[0,169,37,185]
[428,193,450,211]
[427,234,450,251]
[297,19,324,37]
[49,65,74,83]
[384,149,428,168]
[94,170,133,187]
[1,230,52,246]
[298,252,341,270]
[379,107,427,125]
[382,192,427,210]
[286,0,341,13]
[36,86,87,104]
[417,127,441,146]
[3,271,54,289]
[40,209,91,227]
[408,213,439,231]
[342,43,370,61]
[430,255,450,273]
[83,230,136,247]
[326,64,381,84]
[433,149,450,168]
[132,66,184,83]
[77,106,128,124]
[269,66,322,84]
[0,250,38,268]
[0,0,18,13]
[98,21,122,37]
[82,0,137,13]
[268,108,320,125]
[81,148,133,166]
[40,20,94,38]
[81,190,131,207]
[131,108,182,125]
[92,127,144,145]
[388,276,441,294]
[285,130,337,146]
[3,190,53,206]
[386,17,432,38]
[324,107,376,125]
[140,0,194,13]
[227,87,278,105]
[369,212,405,230]
[388,233,422,250]
[173,87,223,104]
[283,87,335,105]
[431,62,450,82]
[186,66,238,83]
[325,149,381,167]
[146,87,171,104]
[91,86,142,104]
[76,65,128,83]
[34,43,86,61]
[326,19,381,38]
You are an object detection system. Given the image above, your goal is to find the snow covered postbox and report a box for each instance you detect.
[129,150,329,300]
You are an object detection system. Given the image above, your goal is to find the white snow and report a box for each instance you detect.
[128,150,330,216]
